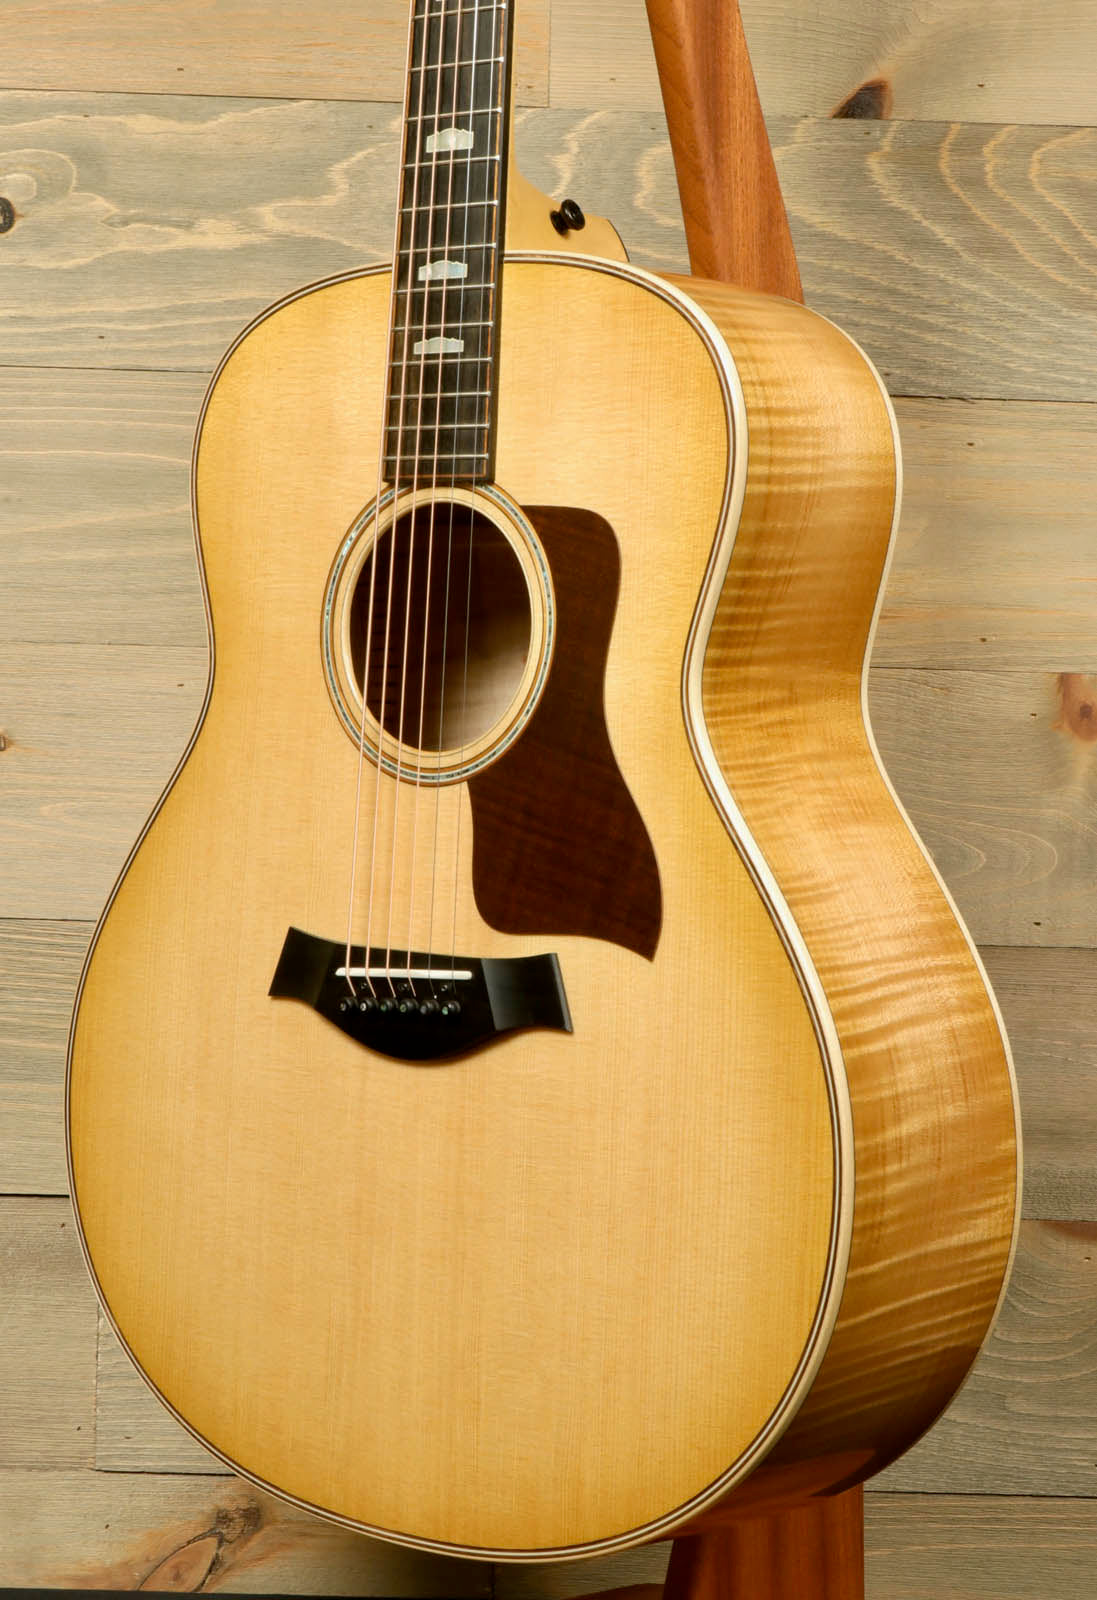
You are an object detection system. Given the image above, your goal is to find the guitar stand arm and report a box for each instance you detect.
[662,1485,865,1600]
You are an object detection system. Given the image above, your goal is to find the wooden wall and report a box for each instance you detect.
[2,0,1096,1591]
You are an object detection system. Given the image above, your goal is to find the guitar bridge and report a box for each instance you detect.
[270,927,572,1064]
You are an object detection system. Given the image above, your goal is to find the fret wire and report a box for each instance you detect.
[402,109,502,123]
[394,318,495,328]
[410,54,505,69]
[386,416,489,428]
[409,154,502,165]
[412,1,508,12]
[399,199,499,212]
[390,388,494,399]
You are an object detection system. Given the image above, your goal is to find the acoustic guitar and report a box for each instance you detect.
[67,0,1020,1560]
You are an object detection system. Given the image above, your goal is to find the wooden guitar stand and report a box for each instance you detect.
[663,1486,864,1600]
[636,1,865,1596]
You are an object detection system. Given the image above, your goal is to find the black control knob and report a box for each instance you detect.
[549,197,586,235]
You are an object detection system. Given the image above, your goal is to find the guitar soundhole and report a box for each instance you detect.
[348,502,533,755]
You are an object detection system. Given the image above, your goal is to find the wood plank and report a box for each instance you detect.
[867,668,1097,949]
[880,1221,1097,1495]
[552,0,1097,126]
[1,0,548,104]
[500,1495,1097,1599]
[982,946,1097,1221]
[4,95,1097,399]
[5,370,1096,670]
[0,920,89,1195]
[5,939,1096,1216]
[877,400,1097,671]
[0,643,207,920]
[0,368,208,650]
[0,1468,490,1592]
[776,116,1097,402]
[0,1198,97,1468]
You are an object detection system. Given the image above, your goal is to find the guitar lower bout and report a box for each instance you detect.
[66,254,1016,1557]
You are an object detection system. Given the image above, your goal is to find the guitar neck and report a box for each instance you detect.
[384,0,516,488]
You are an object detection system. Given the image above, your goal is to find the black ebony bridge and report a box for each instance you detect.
[270,928,571,1063]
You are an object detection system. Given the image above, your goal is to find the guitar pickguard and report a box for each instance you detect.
[468,504,663,961]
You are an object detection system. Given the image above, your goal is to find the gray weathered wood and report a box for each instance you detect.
[0,0,549,105]
[867,669,1097,948]
[0,1198,97,1468]
[0,643,207,920]
[6,0,1097,129]
[0,1467,491,1592]
[880,1221,1097,1496]
[553,0,1097,126]
[0,368,208,650]
[0,921,89,1195]
[4,95,1097,399]
[876,400,1097,671]
[982,946,1097,1221]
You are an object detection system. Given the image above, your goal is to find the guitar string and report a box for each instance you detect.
[417,0,472,998]
[343,0,422,1002]
[354,0,434,1000]
[428,0,481,983]
[344,0,500,1002]
[399,0,470,996]
[384,0,455,999]
[451,0,501,983]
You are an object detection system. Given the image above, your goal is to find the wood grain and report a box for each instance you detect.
[643,0,802,295]
[0,367,208,649]
[868,669,1097,948]
[0,0,549,105]
[4,97,1097,400]
[681,278,1017,1505]
[95,1311,224,1475]
[0,1199,97,1468]
[0,643,207,920]
[663,1487,864,1600]
[0,921,89,1195]
[0,1468,491,1592]
[874,400,1097,670]
[982,946,1097,1220]
[552,0,1097,126]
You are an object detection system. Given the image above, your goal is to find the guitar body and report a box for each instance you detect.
[67,256,1018,1555]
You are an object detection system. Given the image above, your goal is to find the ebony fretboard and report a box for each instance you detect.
[384,0,515,488]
